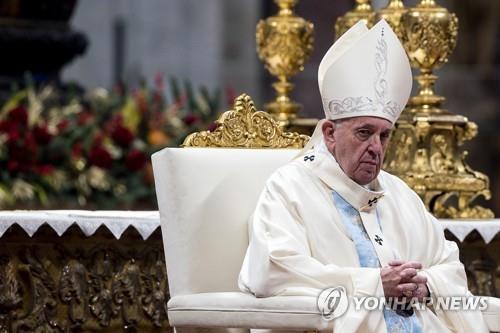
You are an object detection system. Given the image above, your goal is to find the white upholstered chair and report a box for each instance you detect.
[152,95,500,332]
[152,95,329,332]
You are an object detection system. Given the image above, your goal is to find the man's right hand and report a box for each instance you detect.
[380,260,427,298]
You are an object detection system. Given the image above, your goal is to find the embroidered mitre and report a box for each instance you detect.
[318,19,412,124]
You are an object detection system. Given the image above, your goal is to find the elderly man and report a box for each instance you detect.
[239,20,489,332]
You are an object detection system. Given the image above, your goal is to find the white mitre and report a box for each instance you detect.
[299,19,412,155]
[319,19,412,123]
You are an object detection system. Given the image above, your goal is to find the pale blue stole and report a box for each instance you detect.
[333,191,422,333]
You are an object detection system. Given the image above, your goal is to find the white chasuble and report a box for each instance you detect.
[238,144,488,333]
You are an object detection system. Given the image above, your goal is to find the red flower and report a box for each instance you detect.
[77,111,94,125]
[125,150,147,171]
[33,125,52,144]
[182,113,200,126]
[4,129,20,144]
[7,106,28,126]
[0,120,14,132]
[71,142,83,158]
[111,124,134,148]
[93,133,105,146]
[0,120,21,142]
[7,160,20,172]
[24,132,37,153]
[9,133,37,162]
[57,119,69,132]
[89,146,113,169]
[35,165,54,175]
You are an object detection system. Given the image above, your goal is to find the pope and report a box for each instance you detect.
[239,19,489,333]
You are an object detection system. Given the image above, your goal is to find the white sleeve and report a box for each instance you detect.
[238,172,384,299]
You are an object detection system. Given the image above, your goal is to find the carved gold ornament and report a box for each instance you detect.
[384,118,493,219]
[376,0,493,219]
[401,0,458,109]
[376,0,407,40]
[256,0,314,126]
[336,0,494,218]
[0,233,170,332]
[182,94,309,148]
[335,0,375,38]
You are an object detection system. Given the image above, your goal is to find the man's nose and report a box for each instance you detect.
[368,135,383,155]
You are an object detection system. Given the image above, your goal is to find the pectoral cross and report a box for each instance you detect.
[368,197,378,207]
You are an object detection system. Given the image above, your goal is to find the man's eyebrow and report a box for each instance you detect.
[353,124,392,133]
[353,123,376,130]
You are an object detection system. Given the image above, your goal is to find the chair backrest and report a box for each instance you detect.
[151,94,309,298]
[152,147,299,297]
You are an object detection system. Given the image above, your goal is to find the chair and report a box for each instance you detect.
[152,94,500,333]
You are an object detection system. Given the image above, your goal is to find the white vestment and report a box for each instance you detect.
[239,144,489,333]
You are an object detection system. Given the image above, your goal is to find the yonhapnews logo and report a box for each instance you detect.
[317,286,349,320]
[317,286,489,321]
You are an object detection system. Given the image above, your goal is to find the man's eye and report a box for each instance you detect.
[357,130,371,138]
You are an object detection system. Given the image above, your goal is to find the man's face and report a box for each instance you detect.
[322,117,392,185]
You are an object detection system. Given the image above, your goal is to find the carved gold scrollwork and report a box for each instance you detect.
[386,127,415,172]
[384,116,493,218]
[402,12,458,72]
[376,0,407,40]
[335,0,375,38]
[182,94,309,148]
[0,257,22,333]
[14,248,65,333]
[0,236,170,333]
[60,259,88,327]
[113,259,142,329]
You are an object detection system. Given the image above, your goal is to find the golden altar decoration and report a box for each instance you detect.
[256,0,317,134]
[335,0,376,38]
[336,0,494,219]
[182,94,309,149]
[0,212,169,333]
[375,0,406,39]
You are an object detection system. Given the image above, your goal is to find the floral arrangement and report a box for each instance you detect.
[0,76,227,208]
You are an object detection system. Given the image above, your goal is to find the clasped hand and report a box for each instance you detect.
[381,260,428,299]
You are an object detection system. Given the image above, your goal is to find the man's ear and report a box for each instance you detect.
[322,120,337,154]
[322,120,336,146]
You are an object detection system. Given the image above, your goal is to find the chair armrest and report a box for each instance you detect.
[168,293,499,331]
[167,292,332,330]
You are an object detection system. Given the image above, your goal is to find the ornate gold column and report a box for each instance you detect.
[376,0,406,39]
[378,0,493,218]
[256,0,316,133]
[335,0,375,38]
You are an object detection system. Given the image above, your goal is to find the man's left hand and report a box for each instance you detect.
[389,260,429,300]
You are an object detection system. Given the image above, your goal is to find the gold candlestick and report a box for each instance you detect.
[376,0,407,40]
[335,0,375,38]
[400,0,458,111]
[256,0,314,127]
